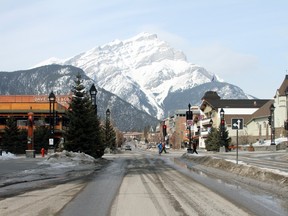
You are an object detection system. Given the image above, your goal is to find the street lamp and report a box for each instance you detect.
[270,104,275,145]
[89,84,97,114]
[220,108,225,149]
[106,108,111,120]
[48,91,56,150]
[220,108,225,119]
[106,108,113,150]
[186,103,193,153]
[285,87,288,133]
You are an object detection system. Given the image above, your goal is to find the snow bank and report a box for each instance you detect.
[0,151,17,160]
[40,150,97,168]
[181,154,288,184]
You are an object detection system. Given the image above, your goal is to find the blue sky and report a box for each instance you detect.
[1,0,287,99]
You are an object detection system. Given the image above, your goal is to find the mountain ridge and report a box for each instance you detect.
[34,32,250,118]
[0,65,159,131]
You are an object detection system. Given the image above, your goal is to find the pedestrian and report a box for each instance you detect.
[162,143,167,153]
[158,142,162,155]
[192,140,198,154]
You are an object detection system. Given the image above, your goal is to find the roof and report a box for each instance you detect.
[0,95,71,108]
[200,91,270,111]
[246,100,274,124]
[275,74,288,97]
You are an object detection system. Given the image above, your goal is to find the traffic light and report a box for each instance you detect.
[163,124,167,137]
[186,111,193,120]
[220,118,225,139]
[268,116,271,125]
[220,119,225,129]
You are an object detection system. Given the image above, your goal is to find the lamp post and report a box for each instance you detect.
[106,108,111,120]
[26,111,35,158]
[106,108,111,149]
[186,103,193,153]
[220,108,225,150]
[89,84,98,115]
[105,109,112,148]
[48,91,56,151]
[270,104,275,145]
[285,87,288,138]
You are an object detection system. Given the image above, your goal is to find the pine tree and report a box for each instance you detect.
[104,116,116,152]
[64,74,104,158]
[18,129,28,154]
[222,125,232,151]
[205,127,221,151]
[205,125,231,152]
[34,126,50,152]
[2,117,21,153]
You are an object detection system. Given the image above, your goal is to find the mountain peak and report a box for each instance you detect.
[128,32,158,42]
[33,33,250,118]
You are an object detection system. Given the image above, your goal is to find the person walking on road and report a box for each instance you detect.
[192,140,198,154]
[158,142,163,155]
[161,143,167,154]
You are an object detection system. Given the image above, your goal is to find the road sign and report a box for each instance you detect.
[49,138,54,145]
[186,120,193,126]
[231,118,244,130]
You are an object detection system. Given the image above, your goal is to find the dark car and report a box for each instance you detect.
[125,145,132,151]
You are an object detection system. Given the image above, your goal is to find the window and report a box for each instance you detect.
[17,120,27,126]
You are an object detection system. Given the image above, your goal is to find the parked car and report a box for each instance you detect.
[125,145,132,151]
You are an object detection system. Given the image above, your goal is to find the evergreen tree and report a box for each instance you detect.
[34,126,50,152]
[18,129,28,154]
[221,125,232,151]
[104,116,116,152]
[205,127,221,151]
[64,74,104,158]
[205,125,231,152]
[2,117,21,153]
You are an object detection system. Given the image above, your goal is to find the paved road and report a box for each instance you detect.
[59,157,127,216]
[1,149,287,216]
[60,149,287,216]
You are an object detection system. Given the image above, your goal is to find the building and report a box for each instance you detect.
[0,95,69,149]
[152,75,288,150]
[246,100,274,143]
[273,75,288,137]
[168,109,187,149]
[199,91,270,145]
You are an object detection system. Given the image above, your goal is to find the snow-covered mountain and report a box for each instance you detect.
[0,65,159,131]
[35,32,251,118]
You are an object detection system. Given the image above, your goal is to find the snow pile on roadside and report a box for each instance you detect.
[249,137,287,146]
[0,152,17,160]
[40,150,98,168]
[181,154,288,186]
